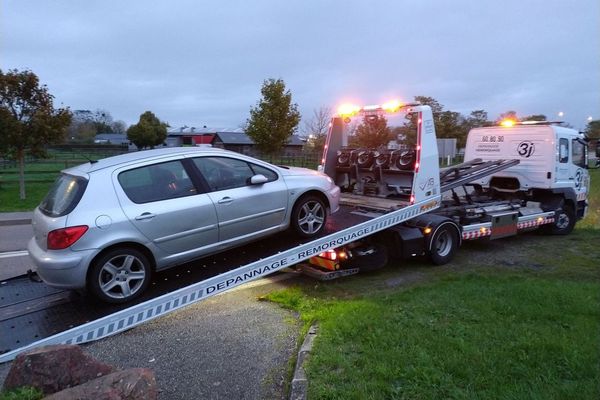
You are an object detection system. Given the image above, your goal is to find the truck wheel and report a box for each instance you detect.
[291,195,327,238]
[88,247,152,304]
[547,205,576,235]
[428,224,459,265]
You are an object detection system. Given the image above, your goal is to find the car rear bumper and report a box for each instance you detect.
[27,238,95,289]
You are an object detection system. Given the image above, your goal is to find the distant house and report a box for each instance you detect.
[94,133,129,145]
[93,133,137,150]
[166,126,304,155]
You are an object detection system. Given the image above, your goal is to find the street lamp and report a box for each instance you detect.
[558,111,564,118]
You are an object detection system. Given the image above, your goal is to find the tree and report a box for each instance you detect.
[585,120,600,154]
[585,120,600,139]
[497,110,519,122]
[522,114,547,122]
[349,115,393,148]
[111,120,127,134]
[303,106,332,152]
[0,69,72,199]
[126,111,168,149]
[246,78,301,155]
[466,110,491,128]
[67,109,117,143]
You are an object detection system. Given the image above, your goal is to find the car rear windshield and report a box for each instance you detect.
[39,174,88,217]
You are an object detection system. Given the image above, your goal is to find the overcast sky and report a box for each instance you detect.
[2,0,598,131]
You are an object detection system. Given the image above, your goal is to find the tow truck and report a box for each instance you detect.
[0,101,591,363]
[299,103,590,277]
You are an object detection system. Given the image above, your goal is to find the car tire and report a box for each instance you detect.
[88,247,152,304]
[291,195,327,238]
[428,224,459,265]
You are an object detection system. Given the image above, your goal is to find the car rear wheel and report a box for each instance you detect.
[291,195,327,238]
[89,247,152,304]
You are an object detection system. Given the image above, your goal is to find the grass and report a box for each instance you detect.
[0,387,43,400]
[265,169,600,399]
[0,182,53,212]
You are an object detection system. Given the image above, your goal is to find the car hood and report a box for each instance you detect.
[276,166,324,177]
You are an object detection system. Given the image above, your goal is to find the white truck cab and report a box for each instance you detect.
[464,121,590,227]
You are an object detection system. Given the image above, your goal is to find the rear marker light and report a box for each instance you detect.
[47,225,89,250]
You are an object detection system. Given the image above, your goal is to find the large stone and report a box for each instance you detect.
[3,344,115,394]
[44,368,157,400]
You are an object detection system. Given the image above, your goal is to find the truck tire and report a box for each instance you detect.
[545,204,576,235]
[428,224,459,265]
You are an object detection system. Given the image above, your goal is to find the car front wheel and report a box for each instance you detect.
[291,195,327,238]
[88,247,152,304]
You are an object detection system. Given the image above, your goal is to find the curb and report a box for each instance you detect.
[0,218,32,227]
[289,324,318,400]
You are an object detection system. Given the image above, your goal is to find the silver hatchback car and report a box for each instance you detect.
[28,147,340,303]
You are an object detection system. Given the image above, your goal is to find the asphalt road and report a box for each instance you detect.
[0,224,34,280]
[0,221,304,399]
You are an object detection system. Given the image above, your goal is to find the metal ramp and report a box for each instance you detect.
[439,158,519,193]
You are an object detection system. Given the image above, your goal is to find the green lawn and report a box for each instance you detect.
[266,169,600,399]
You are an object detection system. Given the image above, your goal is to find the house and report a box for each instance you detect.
[93,133,136,150]
[166,126,305,155]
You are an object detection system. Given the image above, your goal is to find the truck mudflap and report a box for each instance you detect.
[461,211,554,240]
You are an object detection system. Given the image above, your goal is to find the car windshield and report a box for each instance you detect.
[39,173,88,217]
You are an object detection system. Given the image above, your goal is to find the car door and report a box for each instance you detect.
[115,159,219,258]
[190,156,288,244]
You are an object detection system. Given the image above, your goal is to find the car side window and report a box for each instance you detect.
[118,160,197,203]
[193,157,256,191]
[559,138,569,163]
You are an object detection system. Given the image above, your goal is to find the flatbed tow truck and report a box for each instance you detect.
[0,101,590,363]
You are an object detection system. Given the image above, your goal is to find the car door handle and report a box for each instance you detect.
[135,212,156,221]
[217,197,234,205]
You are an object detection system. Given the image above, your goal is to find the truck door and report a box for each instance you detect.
[555,137,570,186]
[571,138,589,205]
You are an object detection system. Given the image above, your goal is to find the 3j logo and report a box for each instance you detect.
[575,169,582,188]
[517,141,535,158]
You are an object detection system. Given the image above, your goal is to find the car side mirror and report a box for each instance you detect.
[249,174,269,185]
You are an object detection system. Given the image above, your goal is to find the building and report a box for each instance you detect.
[166,127,305,155]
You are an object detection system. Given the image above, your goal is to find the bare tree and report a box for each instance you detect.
[303,106,332,152]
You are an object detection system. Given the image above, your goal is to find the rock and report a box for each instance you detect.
[44,368,157,400]
[3,344,115,394]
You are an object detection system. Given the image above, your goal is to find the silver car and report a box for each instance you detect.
[28,147,340,303]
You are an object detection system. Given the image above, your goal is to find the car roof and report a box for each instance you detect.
[64,146,231,174]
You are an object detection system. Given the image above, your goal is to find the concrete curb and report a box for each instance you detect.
[0,212,33,227]
[289,324,318,400]
[0,218,32,227]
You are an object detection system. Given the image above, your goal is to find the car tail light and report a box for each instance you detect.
[47,225,89,250]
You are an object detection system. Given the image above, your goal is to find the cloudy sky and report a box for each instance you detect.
[2,0,598,131]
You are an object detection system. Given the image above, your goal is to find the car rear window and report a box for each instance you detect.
[39,174,88,217]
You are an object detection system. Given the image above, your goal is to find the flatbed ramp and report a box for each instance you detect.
[0,197,439,362]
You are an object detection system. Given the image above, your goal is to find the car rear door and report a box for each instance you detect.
[115,159,219,257]
[190,156,288,244]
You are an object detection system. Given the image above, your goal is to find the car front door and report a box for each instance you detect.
[190,156,288,245]
[115,159,219,258]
